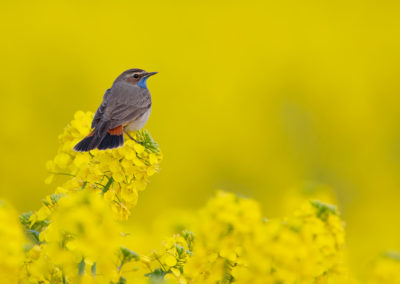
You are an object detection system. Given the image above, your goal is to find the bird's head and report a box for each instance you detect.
[116,68,158,89]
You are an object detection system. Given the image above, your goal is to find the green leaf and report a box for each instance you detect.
[20,212,48,244]
[145,268,167,284]
[116,276,127,284]
[91,262,97,276]
[102,177,114,194]
[78,257,85,276]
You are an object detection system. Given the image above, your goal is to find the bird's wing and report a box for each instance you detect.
[108,103,151,129]
[91,88,111,128]
[112,104,151,126]
[106,83,151,129]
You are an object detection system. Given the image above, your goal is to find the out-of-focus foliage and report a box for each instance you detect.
[366,252,400,284]
[141,192,352,284]
[23,192,121,283]
[0,201,25,283]
[1,0,400,277]
[0,115,398,283]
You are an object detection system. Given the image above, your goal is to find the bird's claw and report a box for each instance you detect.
[124,130,144,145]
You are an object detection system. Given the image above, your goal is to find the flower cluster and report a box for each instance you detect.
[366,251,400,284]
[0,201,25,283]
[142,191,352,284]
[45,110,162,220]
[0,111,399,283]
[21,191,122,283]
[17,111,162,283]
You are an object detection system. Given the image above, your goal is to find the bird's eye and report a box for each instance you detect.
[133,74,139,78]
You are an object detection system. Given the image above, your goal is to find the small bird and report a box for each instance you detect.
[74,68,157,152]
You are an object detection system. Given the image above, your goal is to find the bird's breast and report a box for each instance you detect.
[124,107,151,131]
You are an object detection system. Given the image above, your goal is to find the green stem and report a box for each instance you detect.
[102,177,114,194]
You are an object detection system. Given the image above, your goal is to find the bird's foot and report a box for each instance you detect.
[124,130,143,145]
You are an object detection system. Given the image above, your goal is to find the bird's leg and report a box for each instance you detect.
[123,128,142,144]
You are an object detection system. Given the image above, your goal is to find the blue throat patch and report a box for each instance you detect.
[138,77,149,89]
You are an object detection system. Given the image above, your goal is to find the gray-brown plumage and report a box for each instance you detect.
[74,68,157,152]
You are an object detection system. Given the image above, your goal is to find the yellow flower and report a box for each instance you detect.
[45,111,162,220]
[366,251,400,284]
[38,191,121,283]
[0,201,25,283]
[165,255,178,267]
[12,109,400,283]
[144,191,353,284]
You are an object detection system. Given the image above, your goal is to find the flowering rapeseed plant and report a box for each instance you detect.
[44,111,162,220]
[0,111,399,283]
[0,201,25,283]
[143,192,351,284]
[22,191,121,283]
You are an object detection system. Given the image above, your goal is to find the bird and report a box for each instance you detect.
[73,68,157,152]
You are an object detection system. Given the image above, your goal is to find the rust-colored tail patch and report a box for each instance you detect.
[108,125,123,136]
[96,125,124,150]
[74,126,124,152]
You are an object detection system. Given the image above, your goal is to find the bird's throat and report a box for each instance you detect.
[138,77,149,89]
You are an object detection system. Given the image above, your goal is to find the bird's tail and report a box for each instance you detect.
[73,123,124,152]
[97,127,124,150]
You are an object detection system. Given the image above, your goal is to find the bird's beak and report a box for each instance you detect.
[144,71,158,77]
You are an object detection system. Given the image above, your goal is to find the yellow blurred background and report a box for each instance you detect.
[1,0,400,277]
